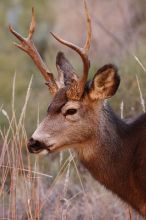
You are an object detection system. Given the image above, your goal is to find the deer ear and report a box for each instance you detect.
[88,64,120,100]
[56,52,78,87]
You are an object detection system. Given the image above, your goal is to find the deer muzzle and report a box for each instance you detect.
[27,137,50,154]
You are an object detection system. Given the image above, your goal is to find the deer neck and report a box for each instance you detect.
[76,101,131,190]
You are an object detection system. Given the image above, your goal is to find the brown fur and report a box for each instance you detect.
[28,53,146,217]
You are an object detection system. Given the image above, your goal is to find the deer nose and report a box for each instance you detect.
[27,137,42,153]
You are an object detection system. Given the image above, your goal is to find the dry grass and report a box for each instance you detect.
[0,76,145,220]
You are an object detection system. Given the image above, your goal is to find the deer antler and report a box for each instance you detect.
[51,0,91,100]
[9,7,58,95]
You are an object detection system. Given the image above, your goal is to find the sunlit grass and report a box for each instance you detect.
[0,69,145,219]
[0,76,98,219]
[1,42,146,220]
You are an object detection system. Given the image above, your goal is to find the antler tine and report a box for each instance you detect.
[83,0,91,53]
[51,0,91,98]
[9,8,58,95]
[28,7,35,40]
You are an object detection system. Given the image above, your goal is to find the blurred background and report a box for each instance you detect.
[1,0,146,131]
[0,0,146,219]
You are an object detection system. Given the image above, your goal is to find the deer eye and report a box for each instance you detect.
[65,109,77,116]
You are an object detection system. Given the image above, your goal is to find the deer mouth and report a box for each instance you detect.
[27,137,64,154]
[47,144,65,153]
[30,145,65,154]
[28,138,52,154]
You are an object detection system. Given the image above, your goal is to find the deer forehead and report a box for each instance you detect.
[47,87,86,115]
[47,88,67,114]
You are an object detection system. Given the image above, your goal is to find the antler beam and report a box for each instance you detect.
[51,0,91,99]
[9,7,58,95]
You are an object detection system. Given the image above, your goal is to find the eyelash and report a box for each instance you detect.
[65,109,77,116]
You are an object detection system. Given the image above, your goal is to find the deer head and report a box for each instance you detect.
[9,1,120,155]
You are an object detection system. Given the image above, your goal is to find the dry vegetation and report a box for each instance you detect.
[1,0,146,219]
[0,79,144,219]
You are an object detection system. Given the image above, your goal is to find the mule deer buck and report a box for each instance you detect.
[9,1,146,217]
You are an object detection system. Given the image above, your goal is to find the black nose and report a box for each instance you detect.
[27,137,42,153]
